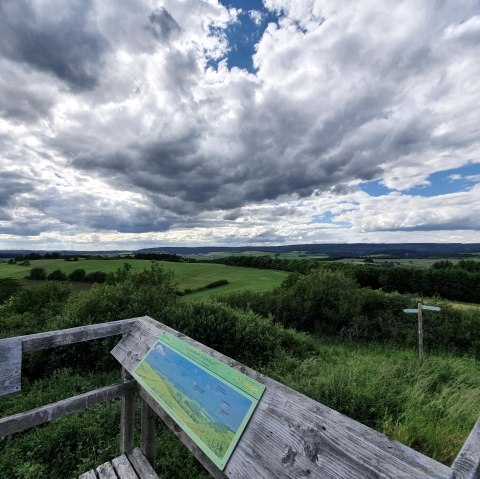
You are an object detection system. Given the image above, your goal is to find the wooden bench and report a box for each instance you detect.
[1,315,479,479]
[79,448,158,479]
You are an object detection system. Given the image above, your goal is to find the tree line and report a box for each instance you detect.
[220,256,480,303]
[27,267,107,283]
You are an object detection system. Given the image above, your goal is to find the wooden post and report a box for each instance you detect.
[451,418,480,479]
[418,303,424,365]
[120,367,135,454]
[141,396,156,467]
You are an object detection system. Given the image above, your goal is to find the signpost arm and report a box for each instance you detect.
[418,303,424,365]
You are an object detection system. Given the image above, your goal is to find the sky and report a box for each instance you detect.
[0,0,479,250]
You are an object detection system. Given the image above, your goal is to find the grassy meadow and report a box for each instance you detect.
[186,250,329,260]
[0,258,288,298]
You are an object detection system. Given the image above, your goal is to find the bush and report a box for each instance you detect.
[27,267,46,280]
[204,279,229,289]
[0,283,73,338]
[47,269,67,281]
[68,269,86,282]
[84,271,107,283]
[58,263,178,329]
[220,269,360,334]
[0,279,22,304]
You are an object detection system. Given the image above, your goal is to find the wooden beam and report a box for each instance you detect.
[0,381,135,437]
[78,471,96,479]
[127,448,159,479]
[96,462,117,479]
[0,339,21,397]
[451,418,480,479]
[112,317,454,479]
[0,317,142,353]
[120,368,135,455]
[140,397,156,467]
[112,454,139,479]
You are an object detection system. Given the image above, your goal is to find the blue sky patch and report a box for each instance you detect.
[214,1,279,73]
[360,163,480,198]
[310,212,335,224]
[358,180,393,197]
[404,163,480,197]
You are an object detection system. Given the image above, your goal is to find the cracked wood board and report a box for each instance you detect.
[111,317,453,479]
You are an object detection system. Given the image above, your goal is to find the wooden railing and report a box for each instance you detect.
[0,316,158,467]
[1,316,479,478]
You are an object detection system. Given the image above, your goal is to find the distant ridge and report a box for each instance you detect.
[136,243,480,257]
[1,243,480,258]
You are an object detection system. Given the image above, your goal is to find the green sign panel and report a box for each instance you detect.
[133,332,265,470]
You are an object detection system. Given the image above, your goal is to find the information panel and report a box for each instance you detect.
[133,332,265,470]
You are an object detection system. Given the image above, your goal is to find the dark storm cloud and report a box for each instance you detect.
[0,208,11,221]
[0,0,109,90]
[148,8,181,42]
[28,188,176,233]
[0,172,33,207]
[0,61,57,123]
[0,222,43,236]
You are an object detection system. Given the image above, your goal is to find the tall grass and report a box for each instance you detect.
[262,340,480,464]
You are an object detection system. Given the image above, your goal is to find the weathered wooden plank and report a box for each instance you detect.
[451,418,480,479]
[0,380,135,437]
[127,448,160,479]
[78,470,96,479]
[112,317,454,479]
[112,454,139,479]
[0,339,21,397]
[141,398,156,467]
[120,368,135,455]
[0,317,140,353]
[96,461,118,479]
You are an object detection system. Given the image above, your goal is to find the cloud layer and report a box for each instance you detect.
[0,0,479,249]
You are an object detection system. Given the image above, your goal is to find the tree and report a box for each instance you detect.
[84,271,107,283]
[47,269,67,281]
[27,267,46,280]
[68,269,86,282]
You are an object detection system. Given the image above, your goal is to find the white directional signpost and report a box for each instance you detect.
[404,303,441,364]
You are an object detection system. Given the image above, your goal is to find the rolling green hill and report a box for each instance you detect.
[0,258,288,298]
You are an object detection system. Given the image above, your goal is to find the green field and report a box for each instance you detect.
[0,259,288,298]
[336,257,480,268]
[185,250,329,260]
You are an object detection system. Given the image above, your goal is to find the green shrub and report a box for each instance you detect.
[204,279,229,289]
[47,269,67,281]
[84,271,107,283]
[0,278,22,304]
[27,267,46,280]
[68,269,86,282]
[0,283,73,338]
[220,269,360,334]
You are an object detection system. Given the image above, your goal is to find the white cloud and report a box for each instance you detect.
[0,0,479,248]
